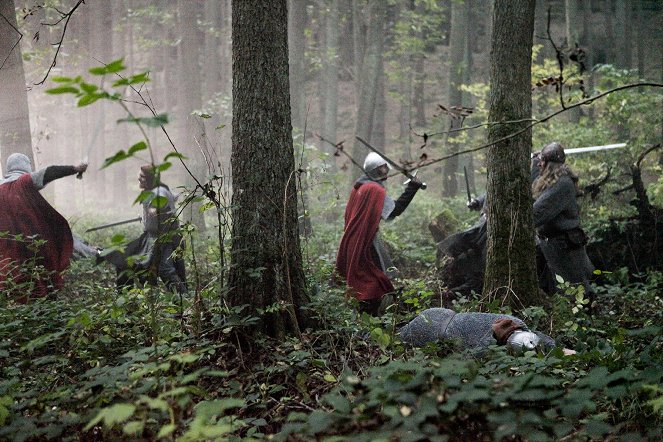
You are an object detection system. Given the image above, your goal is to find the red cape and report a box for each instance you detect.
[335,181,394,301]
[0,174,73,301]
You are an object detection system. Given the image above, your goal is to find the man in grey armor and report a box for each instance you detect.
[398,307,560,353]
[101,165,186,293]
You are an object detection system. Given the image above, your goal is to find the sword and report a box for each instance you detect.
[532,143,626,158]
[355,136,427,190]
[463,165,472,203]
[565,143,626,155]
[85,216,142,233]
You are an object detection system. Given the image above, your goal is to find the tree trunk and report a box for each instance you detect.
[442,0,470,198]
[288,0,307,134]
[0,0,34,170]
[483,0,540,309]
[320,0,339,157]
[351,0,385,179]
[565,0,581,122]
[176,0,206,232]
[229,0,308,339]
[614,0,632,69]
[111,0,128,207]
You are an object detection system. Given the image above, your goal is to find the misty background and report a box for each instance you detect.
[1,0,661,232]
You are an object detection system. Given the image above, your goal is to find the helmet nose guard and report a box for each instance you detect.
[363,152,391,180]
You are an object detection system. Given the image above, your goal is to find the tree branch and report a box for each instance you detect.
[413,82,663,171]
[34,0,85,85]
[0,11,23,71]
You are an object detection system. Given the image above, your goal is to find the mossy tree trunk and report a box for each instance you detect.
[229,0,308,339]
[483,0,540,309]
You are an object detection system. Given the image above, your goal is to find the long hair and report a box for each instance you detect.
[531,162,579,199]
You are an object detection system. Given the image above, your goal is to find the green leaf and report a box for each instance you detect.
[127,141,148,155]
[80,83,99,94]
[45,86,79,95]
[156,423,175,438]
[112,72,150,87]
[77,93,104,107]
[150,195,168,209]
[101,150,130,169]
[51,76,74,83]
[164,151,186,161]
[117,113,169,127]
[84,403,136,431]
[89,58,126,75]
[123,420,144,435]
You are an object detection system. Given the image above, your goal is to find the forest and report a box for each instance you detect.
[0,0,662,440]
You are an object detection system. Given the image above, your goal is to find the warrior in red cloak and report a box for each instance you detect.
[335,152,423,315]
[0,153,88,302]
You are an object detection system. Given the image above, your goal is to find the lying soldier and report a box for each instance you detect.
[398,307,575,354]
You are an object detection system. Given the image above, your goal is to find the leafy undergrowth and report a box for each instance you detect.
[1,255,662,441]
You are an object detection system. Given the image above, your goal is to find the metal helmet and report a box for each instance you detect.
[363,152,391,180]
[540,142,566,164]
[507,330,541,350]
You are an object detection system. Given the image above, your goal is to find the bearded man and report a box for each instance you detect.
[0,153,87,301]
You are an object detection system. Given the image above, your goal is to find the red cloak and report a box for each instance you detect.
[335,181,394,301]
[0,174,73,301]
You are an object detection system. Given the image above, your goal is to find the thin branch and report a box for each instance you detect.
[413,82,663,171]
[411,117,537,142]
[636,143,662,169]
[0,12,23,71]
[35,0,85,85]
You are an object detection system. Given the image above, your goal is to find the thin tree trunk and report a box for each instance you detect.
[351,0,385,180]
[0,0,34,169]
[288,0,307,134]
[442,0,469,198]
[176,0,206,232]
[483,0,540,309]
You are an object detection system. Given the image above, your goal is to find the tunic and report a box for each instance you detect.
[0,174,73,300]
[533,175,594,292]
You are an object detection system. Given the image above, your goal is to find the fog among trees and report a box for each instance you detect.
[1,0,660,226]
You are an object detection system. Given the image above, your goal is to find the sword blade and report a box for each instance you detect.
[565,143,626,154]
[85,216,142,233]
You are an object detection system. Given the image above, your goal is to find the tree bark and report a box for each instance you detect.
[176,0,206,232]
[351,0,385,179]
[442,0,470,198]
[111,0,128,207]
[229,0,308,339]
[288,0,307,133]
[320,0,339,158]
[614,0,632,69]
[0,0,34,170]
[483,0,540,309]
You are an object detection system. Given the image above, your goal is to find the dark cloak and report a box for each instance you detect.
[336,180,394,301]
[0,174,73,300]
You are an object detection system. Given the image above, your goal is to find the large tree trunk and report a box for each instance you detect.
[229,0,308,339]
[483,0,540,309]
[0,0,34,171]
[350,0,385,179]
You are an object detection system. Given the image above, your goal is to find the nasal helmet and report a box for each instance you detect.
[363,152,391,180]
[507,330,541,350]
